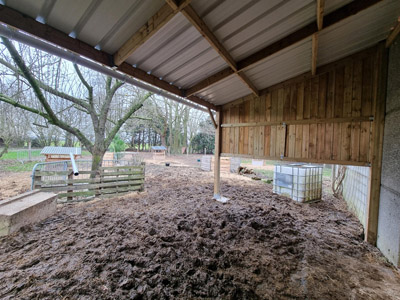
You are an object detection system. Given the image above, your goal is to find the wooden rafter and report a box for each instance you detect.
[113,4,177,66]
[114,0,192,65]
[311,33,319,76]
[312,0,324,76]
[0,5,216,111]
[237,72,260,96]
[186,0,382,94]
[207,107,217,129]
[317,0,325,31]
[179,4,237,70]
[386,17,400,48]
[165,0,192,11]
[167,1,259,96]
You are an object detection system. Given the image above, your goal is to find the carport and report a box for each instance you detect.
[0,0,399,265]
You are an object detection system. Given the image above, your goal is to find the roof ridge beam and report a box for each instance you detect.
[186,0,382,95]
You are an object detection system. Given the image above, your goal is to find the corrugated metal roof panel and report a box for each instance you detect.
[4,0,45,20]
[318,0,400,66]
[245,38,312,90]
[77,0,165,53]
[5,0,165,53]
[41,147,82,155]
[195,75,250,105]
[190,0,316,62]
[151,146,167,151]
[324,0,353,14]
[46,0,93,38]
[125,12,228,88]
[2,0,399,108]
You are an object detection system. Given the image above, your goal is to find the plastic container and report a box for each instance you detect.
[273,163,323,202]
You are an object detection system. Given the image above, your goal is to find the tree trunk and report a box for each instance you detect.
[160,133,166,146]
[0,143,9,158]
[90,147,106,178]
[64,132,74,147]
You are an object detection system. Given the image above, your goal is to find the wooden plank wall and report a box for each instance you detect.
[221,46,381,166]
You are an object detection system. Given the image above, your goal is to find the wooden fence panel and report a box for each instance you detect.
[33,163,145,202]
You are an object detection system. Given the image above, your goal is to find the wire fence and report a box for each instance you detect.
[16,149,44,163]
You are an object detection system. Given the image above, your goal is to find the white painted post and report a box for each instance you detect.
[213,107,229,203]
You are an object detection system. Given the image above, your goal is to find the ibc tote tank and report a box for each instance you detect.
[273,164,323,202]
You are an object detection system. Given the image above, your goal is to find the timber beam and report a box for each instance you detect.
[386,17,400,48]
[365,42,388,245]
[167,1,260,96]
[113,4,178,66]
[311,0,324,76]
[186,0,382,95]
[113,0,192,66]
[0,4,216,111]
[207,108,217,129]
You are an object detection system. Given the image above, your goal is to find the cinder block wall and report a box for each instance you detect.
[377,35,400,268]
[342,166,369,227]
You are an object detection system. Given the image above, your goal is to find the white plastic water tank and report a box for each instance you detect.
[273,163,323,202]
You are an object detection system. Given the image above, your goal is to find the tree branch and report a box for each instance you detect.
[0,92,51,120]
[104,92,152,148]
[1,37,94,151]
[0,57,91,110]
[99,77,125,131]
[73,63,93,105]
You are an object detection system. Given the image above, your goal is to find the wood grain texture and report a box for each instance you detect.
[221,46,381,165]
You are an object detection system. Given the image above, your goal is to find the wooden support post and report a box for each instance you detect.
[33,172,41,190]
[213,107,223,201]
[140,162,145,192]
[67,171,73,201]
[365,42,388,245]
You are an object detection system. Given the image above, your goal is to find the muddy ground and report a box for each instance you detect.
[0,158,400,299]
[0,171,31,201]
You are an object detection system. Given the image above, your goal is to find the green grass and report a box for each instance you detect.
[240,159,252,164]
[323,167,332,178]
[0,149,42,160]
[82,150,91,157]
[3,161,37,172]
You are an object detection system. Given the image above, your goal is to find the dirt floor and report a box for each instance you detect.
[0,156,400,299]
[0,171,31,200]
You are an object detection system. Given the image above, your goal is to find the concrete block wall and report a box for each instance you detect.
[377,35,400,268]
[342,166,369,227]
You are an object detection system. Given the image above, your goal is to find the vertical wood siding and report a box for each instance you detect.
[221,46,381,165]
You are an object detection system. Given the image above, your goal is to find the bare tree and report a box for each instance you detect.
[0,37,152,174]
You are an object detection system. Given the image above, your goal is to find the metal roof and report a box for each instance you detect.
[196,74,251,106]
[151,146,167,151]
[40,147,82,156]
[244,37,312,90]
[0,0,399,107]
[318,0,400,66]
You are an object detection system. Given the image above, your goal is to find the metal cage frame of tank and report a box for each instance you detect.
[273,164,323,202]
